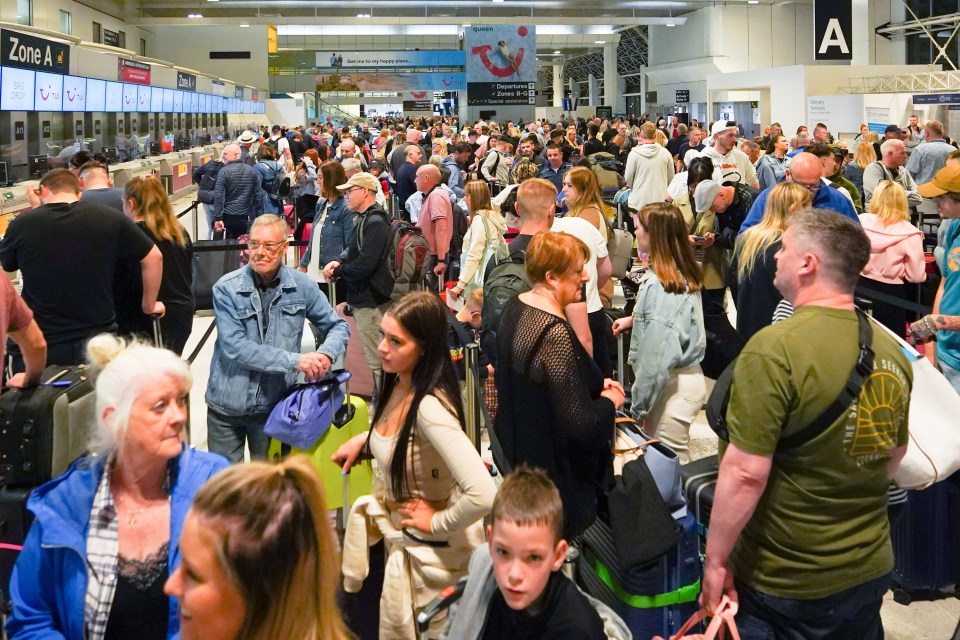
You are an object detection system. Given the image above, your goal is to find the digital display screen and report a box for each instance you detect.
[62,75,86,112]
[0,67,35,111]
[198,94,207,113]
[162,88,174,112]
[189,92,199,113]
[137,85,151,111]
[86,78,106,111]
[104,81,123,112]
[173,90,183,113]
[150,86,163,112]
[34,71,63,112]
[122,83,137,112]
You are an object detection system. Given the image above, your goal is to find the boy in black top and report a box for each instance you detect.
[442,467,623,639]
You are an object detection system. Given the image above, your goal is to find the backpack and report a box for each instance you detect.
[364,211,431,300]
[448,203,470,259]
[196,160,222,192]
[260,161,289,199]
[481,244,531,356]
[482,150,502,185]
[589,152,624,195]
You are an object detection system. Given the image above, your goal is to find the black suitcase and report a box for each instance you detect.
[192,237,243,311]
[680,456,718,542]
[1,485,34,609]
[890,480,960,604]
[0,365,96,487]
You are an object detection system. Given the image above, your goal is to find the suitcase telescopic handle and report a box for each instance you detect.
[150,313,164,349]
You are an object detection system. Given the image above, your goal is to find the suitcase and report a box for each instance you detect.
[192,237,243,311]
[679,455,718,543]
[299,222,313,261]
[1,485,34,608]
[0,365,96,487]
[578,512,701,639]
[336,302,376,399]
[890,479,960,604]
[267,393,373,513]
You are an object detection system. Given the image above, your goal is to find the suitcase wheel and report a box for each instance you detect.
[892,588,912,606]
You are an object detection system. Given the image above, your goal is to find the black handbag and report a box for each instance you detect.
[191,233,244,311]
[608,455,681,570]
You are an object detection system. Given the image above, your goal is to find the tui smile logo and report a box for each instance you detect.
[39,86,50,100]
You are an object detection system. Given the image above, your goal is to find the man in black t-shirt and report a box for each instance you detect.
[0,169,161,368]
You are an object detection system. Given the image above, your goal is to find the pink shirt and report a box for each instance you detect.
[417,187,452,259]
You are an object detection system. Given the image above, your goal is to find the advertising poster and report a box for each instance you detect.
[315,72,464,92]
[315,50,465,69]
[464,25,536,106]
[118,59,151,85]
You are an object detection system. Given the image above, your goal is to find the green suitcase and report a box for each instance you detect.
[268,394,373,511]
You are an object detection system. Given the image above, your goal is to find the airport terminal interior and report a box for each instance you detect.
[1,0,960,637]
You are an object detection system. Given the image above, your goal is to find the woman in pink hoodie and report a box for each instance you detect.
[859,180,926,335]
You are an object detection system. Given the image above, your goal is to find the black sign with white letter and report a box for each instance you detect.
[41,121,50,137]
[676,90,690,103]
[14,121,24,140]
[234,86,244,99]
[1,29,69,73]
[814,0,852,61]
[177,71,197,92]
[103,29,120,47]
[75,121,83,136]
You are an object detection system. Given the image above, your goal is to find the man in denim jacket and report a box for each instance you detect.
[206,214,350,462]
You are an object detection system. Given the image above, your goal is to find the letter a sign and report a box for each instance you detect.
[814,0,852,60]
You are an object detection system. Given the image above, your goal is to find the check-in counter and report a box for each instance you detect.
[111,159,161,190]
[157,152,195,199]
[190,146,215,171]
[0,182,38,236]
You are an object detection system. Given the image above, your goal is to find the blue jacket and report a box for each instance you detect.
[441,155,465,199]
[205,264,350,416]
[254,160,285,215]
[299,197,357,269]
[213,161,264,220]
[740,181,858,233]
[5,448,229,640]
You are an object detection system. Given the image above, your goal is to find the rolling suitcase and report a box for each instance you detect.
[577,512,701,639]
[890,479,960,604]
[0,365,96,488]
[1,485,34,612]
[679,455,719,544]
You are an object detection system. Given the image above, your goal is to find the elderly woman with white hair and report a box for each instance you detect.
[5,335,229,640]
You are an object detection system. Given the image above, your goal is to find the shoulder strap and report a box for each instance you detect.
[709,308,874,451]
[441,296,474,346]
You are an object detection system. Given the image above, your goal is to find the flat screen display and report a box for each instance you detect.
[189,92,199,113]
[197,94,207,113]
[150,86,163,112]
[105,81,123,112]
[122,83,137,112]
[137,85,151,111]
[86,78,106,111]
[34,71,63,112]
[162,88,174,112]
[0,66,35,111]
[62,75,86,112]
[173,90,183,113]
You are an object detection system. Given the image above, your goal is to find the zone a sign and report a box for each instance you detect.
[2,29,69,73]
[814,0,852,61]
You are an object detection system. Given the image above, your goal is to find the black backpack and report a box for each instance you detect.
[260,161,291,199]
[480,245,531,363]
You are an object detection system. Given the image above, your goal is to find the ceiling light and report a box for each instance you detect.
[462,23,471,27]
[240,23,249,27]
[492,0,504,3]
[595,40,605,44]
[188,12,202,18]
[553,49,560,54]
[747,0,759,3]
[666,22,676,27]
[356,12,370,18]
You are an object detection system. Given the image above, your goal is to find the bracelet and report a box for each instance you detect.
[924,315,938,336]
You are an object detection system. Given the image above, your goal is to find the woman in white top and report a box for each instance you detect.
[449,180,506,302]
[333,291,496,638]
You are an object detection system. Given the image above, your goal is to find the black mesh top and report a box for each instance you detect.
[494,298,616,539]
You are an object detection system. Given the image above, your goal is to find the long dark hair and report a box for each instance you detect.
[367,291,466,502]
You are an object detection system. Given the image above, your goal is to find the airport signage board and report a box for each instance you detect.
[0,66,34,110]
[1,29,69,73]
[316,50,465,69]
[119,59,151,85]
[464,25,536,106]
[177,71,196,92]
[913,93,960,104]
[676,90,690,103]
[814,0,852,61]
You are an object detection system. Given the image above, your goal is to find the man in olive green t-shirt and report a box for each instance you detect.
[702,210,912,639]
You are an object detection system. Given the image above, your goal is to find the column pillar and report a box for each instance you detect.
[588,73,598,107]
[603,41,623,113]
[553,64,564,107]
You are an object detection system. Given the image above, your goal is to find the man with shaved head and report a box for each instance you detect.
[739,152,858,232]
[415,163,452,285]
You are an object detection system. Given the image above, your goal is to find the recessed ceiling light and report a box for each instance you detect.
[665,22,676,27]
[462,23,471,27]
[492,0,504,3]
[553,50,561,54]
[747,0,759,3]
[240,23,249,27]
[356,12,370,17]
[188,12,202,18]
[595,40,606,44]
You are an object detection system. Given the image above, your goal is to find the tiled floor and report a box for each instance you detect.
[174,193,960,640]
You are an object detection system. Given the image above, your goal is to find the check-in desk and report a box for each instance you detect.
[111,159,161,190]
[190,146,215,171]
[0,182,38,237]
[157,152,195,200]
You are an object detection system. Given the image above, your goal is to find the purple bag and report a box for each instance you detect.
[264,370,352,450]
